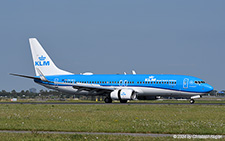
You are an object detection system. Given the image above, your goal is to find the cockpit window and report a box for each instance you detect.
[195,81,205,84]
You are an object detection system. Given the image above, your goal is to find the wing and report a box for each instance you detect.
[56,82,115,95]
[10,72,115,95]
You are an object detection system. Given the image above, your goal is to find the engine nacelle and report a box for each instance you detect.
[110,89,137,100]
[191,95,202,99]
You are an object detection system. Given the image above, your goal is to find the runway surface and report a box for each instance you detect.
[0,130,224,138]
[0,130,172,137]
[0,102,224,105]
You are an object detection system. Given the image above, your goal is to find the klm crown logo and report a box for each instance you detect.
[121,92,126,96]
[39,55,46,61]
[35,55,50,66]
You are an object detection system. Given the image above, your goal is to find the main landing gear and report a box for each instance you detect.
[104,97,112,103]
[104,97,128,103]
[120,100,128,103]
[189,99,195,104]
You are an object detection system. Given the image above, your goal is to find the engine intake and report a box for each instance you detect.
[110,89,137,100]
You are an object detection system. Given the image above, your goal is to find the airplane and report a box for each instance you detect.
[10,38,214,104]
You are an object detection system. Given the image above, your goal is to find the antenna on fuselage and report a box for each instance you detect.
[132,70,136,75]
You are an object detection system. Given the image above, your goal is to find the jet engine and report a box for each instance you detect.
[110,89,137,100]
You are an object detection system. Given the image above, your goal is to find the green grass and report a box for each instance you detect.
[0,104,224,135]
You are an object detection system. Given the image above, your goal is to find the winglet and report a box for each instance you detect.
[36,68,48,82]
[132,70,136,75]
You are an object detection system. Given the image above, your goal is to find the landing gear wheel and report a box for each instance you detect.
[120,100,128,103]
[104,97,112,103]
[190,99,195,104]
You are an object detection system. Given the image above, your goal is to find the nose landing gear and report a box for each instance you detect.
[189,99,195,104]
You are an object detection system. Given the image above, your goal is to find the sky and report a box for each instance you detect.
[0,0,225,92]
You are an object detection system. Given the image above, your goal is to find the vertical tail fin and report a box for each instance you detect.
[29,38,73,76]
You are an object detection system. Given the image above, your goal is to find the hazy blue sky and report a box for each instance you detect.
[0,1,225,92]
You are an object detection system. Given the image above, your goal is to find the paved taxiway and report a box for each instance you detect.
[0,102,224,105]
[0,130,224,138]
[0,130,172,137]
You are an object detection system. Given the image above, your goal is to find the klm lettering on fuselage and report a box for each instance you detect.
[35,55,50,66]
[145,76,156,81]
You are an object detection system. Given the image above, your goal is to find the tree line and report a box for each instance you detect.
[0,90,103,101]
[0,89,223,101]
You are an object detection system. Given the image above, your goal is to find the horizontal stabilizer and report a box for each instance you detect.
[9,73,41,80]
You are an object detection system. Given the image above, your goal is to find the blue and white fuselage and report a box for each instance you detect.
[11,38,213,103]
[35,74,213,97]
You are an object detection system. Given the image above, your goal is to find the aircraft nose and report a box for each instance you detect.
[204,84,214,92]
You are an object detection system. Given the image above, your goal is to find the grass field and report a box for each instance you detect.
[0,104,224,136]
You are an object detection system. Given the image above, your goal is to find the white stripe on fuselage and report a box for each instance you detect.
[39,83,204,97]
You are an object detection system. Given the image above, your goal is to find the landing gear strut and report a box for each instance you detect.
[120,100,128,103]
[104,97,112,103]
[189,99,195,104]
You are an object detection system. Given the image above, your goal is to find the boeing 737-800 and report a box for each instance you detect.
[10,38,214,104]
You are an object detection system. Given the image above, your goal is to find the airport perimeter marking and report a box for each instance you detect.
[0,130,223,139]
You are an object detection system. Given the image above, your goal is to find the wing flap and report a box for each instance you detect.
[54,81,115,94]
